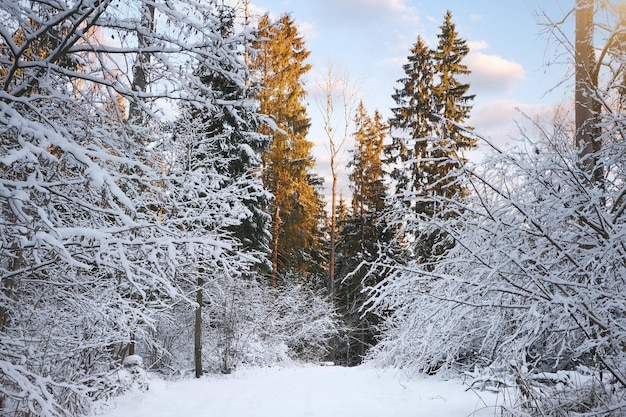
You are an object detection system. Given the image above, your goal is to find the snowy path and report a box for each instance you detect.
[97,365,505,417]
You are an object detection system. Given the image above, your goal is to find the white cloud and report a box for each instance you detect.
[465,42,525,95]
[298,20,318,40]
[471,99,527,129]
[468,40,488,51]
[468,99,560,153]
[316,0,418,23]
[379,55,406,68]
[337,0,409,14]
[381,40,525,98]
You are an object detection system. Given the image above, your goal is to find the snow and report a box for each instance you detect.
[96,364,504,417]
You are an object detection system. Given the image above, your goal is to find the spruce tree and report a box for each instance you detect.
[186,5,271,255]
[251,14,324,285]
[388,13,475,204]
[387,35,436,199]
[431,10,476,199]
[386,12,475,263]
[170,4,271,377]
[335,101,389,365]
[350,102,387,218]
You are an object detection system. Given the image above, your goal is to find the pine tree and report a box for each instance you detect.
[251,14,324,285]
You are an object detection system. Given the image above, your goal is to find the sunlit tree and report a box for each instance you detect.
[251,14,325,284]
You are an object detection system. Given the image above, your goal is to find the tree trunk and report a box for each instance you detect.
[129,332,135,356]
[0,244,19,331]
[194,276,203,378]
[330,164,337,300]
[318,65,355,301]
[128,1,155,129]
[271,205,280,287]
[575,0,601,181]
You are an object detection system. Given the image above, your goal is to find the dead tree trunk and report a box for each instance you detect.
[575,0,602,182]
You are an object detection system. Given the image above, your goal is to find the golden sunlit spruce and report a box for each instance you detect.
[251,14,325,285]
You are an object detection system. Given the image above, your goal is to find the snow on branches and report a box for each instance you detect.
[0,1,267,416]
[366,119,626,413]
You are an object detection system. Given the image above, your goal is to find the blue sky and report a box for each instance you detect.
[247,0,575,203]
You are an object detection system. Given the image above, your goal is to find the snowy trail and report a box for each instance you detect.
[97,365,504,417]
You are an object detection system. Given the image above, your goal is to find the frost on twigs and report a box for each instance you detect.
[366,110,626,415]
[0,0,266,416]
[464,365,514,393]
[147,275,340,376]
[507,364,626,417]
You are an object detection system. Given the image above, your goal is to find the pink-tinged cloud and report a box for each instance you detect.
[334,0,409,14]
[466,42,525,95]
[316,0,418,22]
[471,99,525,129]
[469,99,559,152]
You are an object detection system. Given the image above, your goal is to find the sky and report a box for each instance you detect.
[245,0,577,205]
[97,364,504,416]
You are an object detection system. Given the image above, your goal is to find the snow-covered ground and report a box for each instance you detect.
[97,364,506,417]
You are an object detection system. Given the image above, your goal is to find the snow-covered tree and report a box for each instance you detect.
[149,272,340,374]
[157,3,271,378]
[368,121,626,410]
[366,2,626,415]
[0,0,267,415]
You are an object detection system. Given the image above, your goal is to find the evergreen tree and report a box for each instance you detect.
[336,193,350,225]
[335,102,389,365]
[167,3,271,377]
[385,12,475,263]
[251,14,325,285]
[181,4,271,255]
[351,102,388,217]
[388,13,475,203]
[431,10,476,198]
[387,35,436,199]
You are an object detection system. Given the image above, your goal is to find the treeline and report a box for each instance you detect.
[330,11,476,364]
[241,8,477,365]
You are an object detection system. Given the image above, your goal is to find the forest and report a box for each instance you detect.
[1,0,625,416]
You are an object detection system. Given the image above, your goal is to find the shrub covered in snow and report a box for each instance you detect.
[0,0,270,415]
[145,275,340,376]
[365,63,626,417]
